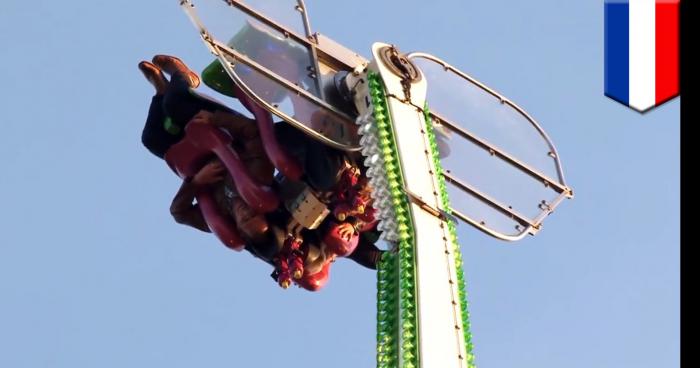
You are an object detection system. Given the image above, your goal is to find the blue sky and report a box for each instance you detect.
[0,1,679,367]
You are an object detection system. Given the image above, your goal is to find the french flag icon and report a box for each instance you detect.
[604,0,680,112]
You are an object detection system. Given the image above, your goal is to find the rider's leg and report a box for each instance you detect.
[346,232,384,270]
[152,55,241,130]
[141,95,183,159]
[139,61,179,159]
[161,70,233,128]
[152,55,200,89]
[246,224,286,263]
[231,196,269,244]
[139,61,168,94]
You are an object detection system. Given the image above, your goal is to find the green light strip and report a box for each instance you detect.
[422,104,476,368]
[376,252,399,368]
[368,73,419,368]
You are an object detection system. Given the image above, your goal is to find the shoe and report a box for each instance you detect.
[152,54,200,88]
[138,61,168,95]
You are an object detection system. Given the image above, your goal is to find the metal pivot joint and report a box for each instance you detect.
[378,45,421,101]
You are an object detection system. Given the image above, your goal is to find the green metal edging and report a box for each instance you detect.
[369,72,419,368]
[376,252,399,368]
[422,104,476,368]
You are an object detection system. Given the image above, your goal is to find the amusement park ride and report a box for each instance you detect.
[166,1,574,367]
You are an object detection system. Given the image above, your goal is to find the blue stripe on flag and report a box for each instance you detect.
[604,1,629,105]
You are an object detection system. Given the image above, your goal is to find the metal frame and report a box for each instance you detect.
[443,172,536,228]
[382,97,560,240]
[293,0,326,100]
[433,111,568,195]
[228,1,327,100]
[443,172,536,241]
[224,1,309,41]
[181,0,361,151]
[213,40,361,151]
[407,52,572,188]
[406,52,573,239]
[179,1,572,240]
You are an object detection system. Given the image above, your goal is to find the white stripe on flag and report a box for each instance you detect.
[628,0,656,111]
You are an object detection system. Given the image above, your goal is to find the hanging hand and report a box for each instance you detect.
[192,161,226,187]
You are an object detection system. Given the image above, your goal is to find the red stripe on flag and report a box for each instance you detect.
[655,1,680,104]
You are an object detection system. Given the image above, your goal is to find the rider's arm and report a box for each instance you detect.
[170,178,211,233]
[170,161,226,232]
[193,110,274,185]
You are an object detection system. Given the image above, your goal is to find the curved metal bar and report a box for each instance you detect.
[229,0,325,99]
[182,2,360,151]
[211,41,362,151]
[531,190,569,226]
[296,0,314,40]
[450,208,530,242]
[294,0,326,100]
[445,170,568,240]
[184,0,368,100]
[407,52,570,188]
[220,0,366,71]
[226,0,312,48]
[433,111,570,195]
[443,172,536,228]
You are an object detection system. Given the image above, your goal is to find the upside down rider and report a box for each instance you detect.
[138,54,384,291]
